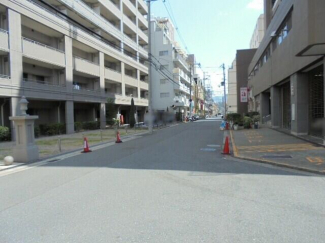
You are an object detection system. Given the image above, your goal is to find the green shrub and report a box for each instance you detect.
[34,126,40,138]
[106,120,115,126]
[243,116,252,129]
[245,112,260,118]
[227,113,242,124]
[39,123,66,136]
[82,121,100,130]
[0,126,10,141]
[252,115,260,123]
[74,122,83,132]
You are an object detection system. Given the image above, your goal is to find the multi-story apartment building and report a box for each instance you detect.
[250,14,265,49]
[228,15,265,115]
[150,17,192,120]
[248,0,325,139]
[0,0,149,137]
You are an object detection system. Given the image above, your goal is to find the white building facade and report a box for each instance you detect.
[0,0,149,136]
[150,18,191,120]
[227,59,237,113]
[250,14,265,49]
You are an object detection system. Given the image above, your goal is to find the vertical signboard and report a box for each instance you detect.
[240,87,248,103]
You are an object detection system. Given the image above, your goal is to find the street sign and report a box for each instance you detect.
[240,87,248,103]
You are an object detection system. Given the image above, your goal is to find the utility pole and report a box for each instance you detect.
[189,66,192,118]
[148,0,157,134]
[221,63,227,117]
[203,72,206,117]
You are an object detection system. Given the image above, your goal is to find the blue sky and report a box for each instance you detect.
[151,0,264,96]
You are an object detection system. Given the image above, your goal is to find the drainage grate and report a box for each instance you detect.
[262,155,292,159]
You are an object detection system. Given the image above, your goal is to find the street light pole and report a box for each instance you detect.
[147,0,156,134]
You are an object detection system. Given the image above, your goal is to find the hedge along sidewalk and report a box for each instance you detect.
[0,127,147,161]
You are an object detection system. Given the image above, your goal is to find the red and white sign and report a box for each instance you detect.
[240,87,248,103]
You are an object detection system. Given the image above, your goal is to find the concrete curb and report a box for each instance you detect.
[0,124,182,175]
[228,130,325,176]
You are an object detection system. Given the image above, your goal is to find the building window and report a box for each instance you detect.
[160,92,170,98]
[159,51,168,56]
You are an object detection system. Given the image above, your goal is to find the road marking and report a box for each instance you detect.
[230,131,238,157]
[306,157,324,164]
[207,145,220,147]
[200,148,216,152]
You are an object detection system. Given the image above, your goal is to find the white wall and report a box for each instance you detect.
[227,59,238,113]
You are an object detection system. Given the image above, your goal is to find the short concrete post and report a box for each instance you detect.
[9,97,39,163]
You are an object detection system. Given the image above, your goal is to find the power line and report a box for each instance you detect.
[162,0,190,53]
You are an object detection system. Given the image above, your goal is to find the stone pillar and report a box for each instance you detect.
[65,101,74,134]
[9,116,39,162]
[271,86,281,128]
[65,36,73,92]
[100,103,106,129]
[290,73,309,136]
[9,97,39,163]
[8,9,22,84]
[121,62,126,96]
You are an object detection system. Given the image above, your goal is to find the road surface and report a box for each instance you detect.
[1,119,325,242]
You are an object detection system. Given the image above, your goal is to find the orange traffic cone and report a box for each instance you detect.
[115,131,122,143]
[222,136,230,155]
[82,137,92,153]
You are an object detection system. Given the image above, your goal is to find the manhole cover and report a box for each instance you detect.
[200,148,216,152]
[262,155,292,159]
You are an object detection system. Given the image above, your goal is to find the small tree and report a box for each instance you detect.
[129,98,136,128]
[106,98,117,125]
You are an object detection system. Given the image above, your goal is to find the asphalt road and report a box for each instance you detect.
[1,119,325,242]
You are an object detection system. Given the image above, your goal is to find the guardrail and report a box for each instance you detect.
[22,37,65,53]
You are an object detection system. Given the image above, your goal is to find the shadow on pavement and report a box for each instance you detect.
[36,121,316,177]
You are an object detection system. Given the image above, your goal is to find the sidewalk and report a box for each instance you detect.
[229,128,325,174]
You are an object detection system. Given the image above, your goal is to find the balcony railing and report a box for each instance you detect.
[0,74,10,79]
[0,28,9,50]
[22,37,65,53]
[58,0,122,38]
[73,56,100,76]
[73,85,100,92]
[174,54,189,70]
[0,28,8,34]
[23,78,65,87]
[106,91,122,96]
[105,67,121,73]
